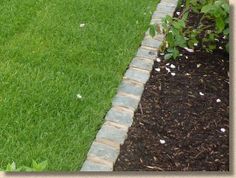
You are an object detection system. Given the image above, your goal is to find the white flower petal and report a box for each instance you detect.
[176,12,180,15]
[170,64,176,69]
[171,72,176,76]
[199,92,204,96]
[77,94,82,99]
[160,139,166,144]
[184,47,194,53]
[220,128,226,132]
[165,67,170,73]
[156,58,161,62]
[80,23,85,28]
[197,64,201,68]
[216,99,221,103]
[155,68,161,72]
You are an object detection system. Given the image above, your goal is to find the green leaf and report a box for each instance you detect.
[172,48,180,59]
[31,160,48,171]
[221,3,229,13]
[223,28,229,36]
[6,162,16,172]
[37,161,48,171]
[201,4,214,13]
[166,33,174,47]
[216,17,225,33]
[175,35,186,48]
[164,53,173,60]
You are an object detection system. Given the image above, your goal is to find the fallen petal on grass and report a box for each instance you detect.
[80,23,85,28]
[76,94,82,99]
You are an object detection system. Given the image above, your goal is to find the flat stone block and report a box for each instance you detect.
[118,79,144,97]
[152,11,170,19]
[153,10,175,18]
[150,18,162,25]
[124,67,150,84]
[130,57,154,72]
[96,124,127,145]
[88,142,119,163]
[163,0,178,5]
[145,29,165,41]
[142,38,162,49]
[105,107,134,127]
[81,160,112,171]
[158,1,177,7]
[136,47,157,60]
[112,94,139,111]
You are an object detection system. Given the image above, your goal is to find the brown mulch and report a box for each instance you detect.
[114,3,229,172]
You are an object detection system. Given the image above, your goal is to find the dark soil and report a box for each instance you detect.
[114,3,229,171]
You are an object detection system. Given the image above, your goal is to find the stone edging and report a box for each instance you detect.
[80,0,178,171]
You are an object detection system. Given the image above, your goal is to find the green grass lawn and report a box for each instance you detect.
[0,0,158,171]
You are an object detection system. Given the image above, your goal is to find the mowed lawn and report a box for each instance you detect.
[0,0,158,171]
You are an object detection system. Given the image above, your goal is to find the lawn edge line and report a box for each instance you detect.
[80,0,178,172]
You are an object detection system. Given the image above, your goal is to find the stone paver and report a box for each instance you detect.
[124,67,150,84]
[105,107,134,128]
[81,160,112,172]
[112,93,139,111]
[141,38,162,49]
[96,124,127,146]
[150,18,162,25]
[152,11,170,19]
[87,142,119,163]
[136,47,157,60]
[130,57,154,71]
[145,29,165,41]
[117,79,144,97]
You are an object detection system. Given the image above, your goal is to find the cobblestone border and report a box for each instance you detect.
[81,0,178,171]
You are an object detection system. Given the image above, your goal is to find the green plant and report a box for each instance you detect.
[161,11,189,60]
[199,0,229,52]
[160,0,229,60]
[0,160,48,172]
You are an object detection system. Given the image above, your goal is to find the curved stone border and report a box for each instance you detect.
[81,0,178,171]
